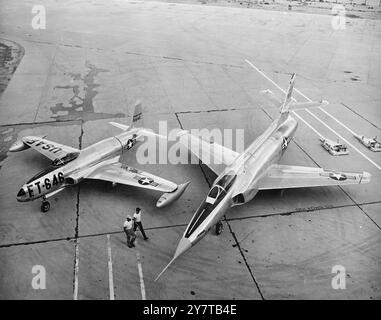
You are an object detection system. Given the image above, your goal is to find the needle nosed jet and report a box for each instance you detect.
[155,72,371,281]
[10,102,190,212]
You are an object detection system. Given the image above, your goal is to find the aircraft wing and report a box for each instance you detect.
[257,164,371,190]
[177,130,239,175]
[86,162,178,193]
[22,136,79,161]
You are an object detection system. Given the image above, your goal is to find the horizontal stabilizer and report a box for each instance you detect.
[291,100,329,110]
[109,122,130,131]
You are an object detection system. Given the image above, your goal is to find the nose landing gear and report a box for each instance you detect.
[215,221,223,235]
[41,197,50,213]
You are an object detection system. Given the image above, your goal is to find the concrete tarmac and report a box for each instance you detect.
[0,0,380,299]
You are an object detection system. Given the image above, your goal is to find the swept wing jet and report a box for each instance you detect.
[10,103,190,212]
[155,73,371,281]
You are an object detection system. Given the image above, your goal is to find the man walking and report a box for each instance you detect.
[133,207,149,240]
[123,215,136,248]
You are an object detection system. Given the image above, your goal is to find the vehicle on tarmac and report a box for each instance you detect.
[319,137,349,156]
[10,103,190,212]
[155,70,371,281]
[353,134,381,152]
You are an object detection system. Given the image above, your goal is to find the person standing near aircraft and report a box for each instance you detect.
[123,215,136,248]
[133,207,149,240]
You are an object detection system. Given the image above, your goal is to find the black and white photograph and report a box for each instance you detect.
[0,0,380,303]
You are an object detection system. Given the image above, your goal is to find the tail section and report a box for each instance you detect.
[280,73,296,114]
[109,101,144,131]
[131,101,144,128]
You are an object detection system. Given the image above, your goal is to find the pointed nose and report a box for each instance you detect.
[16,187,27,202]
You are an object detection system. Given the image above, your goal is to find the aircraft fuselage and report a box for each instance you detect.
[16,130,139,202]
[183,114,298,247]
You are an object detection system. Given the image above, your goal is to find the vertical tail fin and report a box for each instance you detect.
[280,73,296,114]
[131,101,144,128]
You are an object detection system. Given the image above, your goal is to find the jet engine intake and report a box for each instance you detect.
[65,176,83,185]
[232,193,245,205]
[9,140,30,152]
[156,181,190,208]
[232,188,258,206]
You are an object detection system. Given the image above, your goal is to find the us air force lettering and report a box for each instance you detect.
[10,102,190,212]
[155,72,371,281]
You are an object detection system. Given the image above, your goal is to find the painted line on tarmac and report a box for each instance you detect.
[319,106,359,137]
[107,235,115,300]
[293,87,312,102]
[291,111,323,138]
[245,59,297,102]
[246,59,381,171]
[306,109,381,170]
[294,85,381,170]
[295,87,371,137]
[135,240,146,300]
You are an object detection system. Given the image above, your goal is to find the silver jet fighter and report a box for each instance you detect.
[10,103,190,212]
[155,73,371,281]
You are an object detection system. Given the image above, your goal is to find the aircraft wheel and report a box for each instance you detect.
[41,201,50,213]
[215,221,223,235]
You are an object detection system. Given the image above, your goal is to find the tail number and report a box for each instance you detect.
[27,172,64,197]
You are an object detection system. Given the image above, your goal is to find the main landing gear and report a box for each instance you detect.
[215,221,223,235]
[41,197,50,213]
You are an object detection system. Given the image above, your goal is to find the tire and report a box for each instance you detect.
[41,201,50,213]
[215,222,223,235]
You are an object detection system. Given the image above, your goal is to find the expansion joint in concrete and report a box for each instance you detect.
[225,219,265,300]
[72,120,84,299]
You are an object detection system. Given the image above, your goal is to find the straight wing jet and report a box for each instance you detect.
[155,72,371,281]
[10,102,190,212]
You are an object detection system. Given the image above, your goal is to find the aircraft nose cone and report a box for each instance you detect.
[174,237,192,259]
[16,187,27,202]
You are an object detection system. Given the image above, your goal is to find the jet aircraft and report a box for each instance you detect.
[155,73,371,281]
[10,103,190,212]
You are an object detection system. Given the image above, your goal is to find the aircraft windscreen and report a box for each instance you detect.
[207,187,219,198]
[185,174,236,238]
[52,152,79,166]
[215,172,237,192]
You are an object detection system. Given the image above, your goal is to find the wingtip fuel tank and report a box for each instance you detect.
[156,181,191,208]
[9,139,30,152]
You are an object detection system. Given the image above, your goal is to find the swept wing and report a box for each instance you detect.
[87,162,178,193]
[176,130,239,175]
[21,136,80,162]
[257,164,371,190]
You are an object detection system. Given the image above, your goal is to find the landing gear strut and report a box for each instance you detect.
[215,221,223,235]
[41,197,50,213]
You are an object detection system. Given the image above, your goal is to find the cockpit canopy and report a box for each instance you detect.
[205,173,237,205]
[184,172,237,238]
[52,152,79,167]
[333,144,347,152]
[215,172,237,191]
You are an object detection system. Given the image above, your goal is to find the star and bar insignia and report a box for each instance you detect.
[328,172,347,181]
